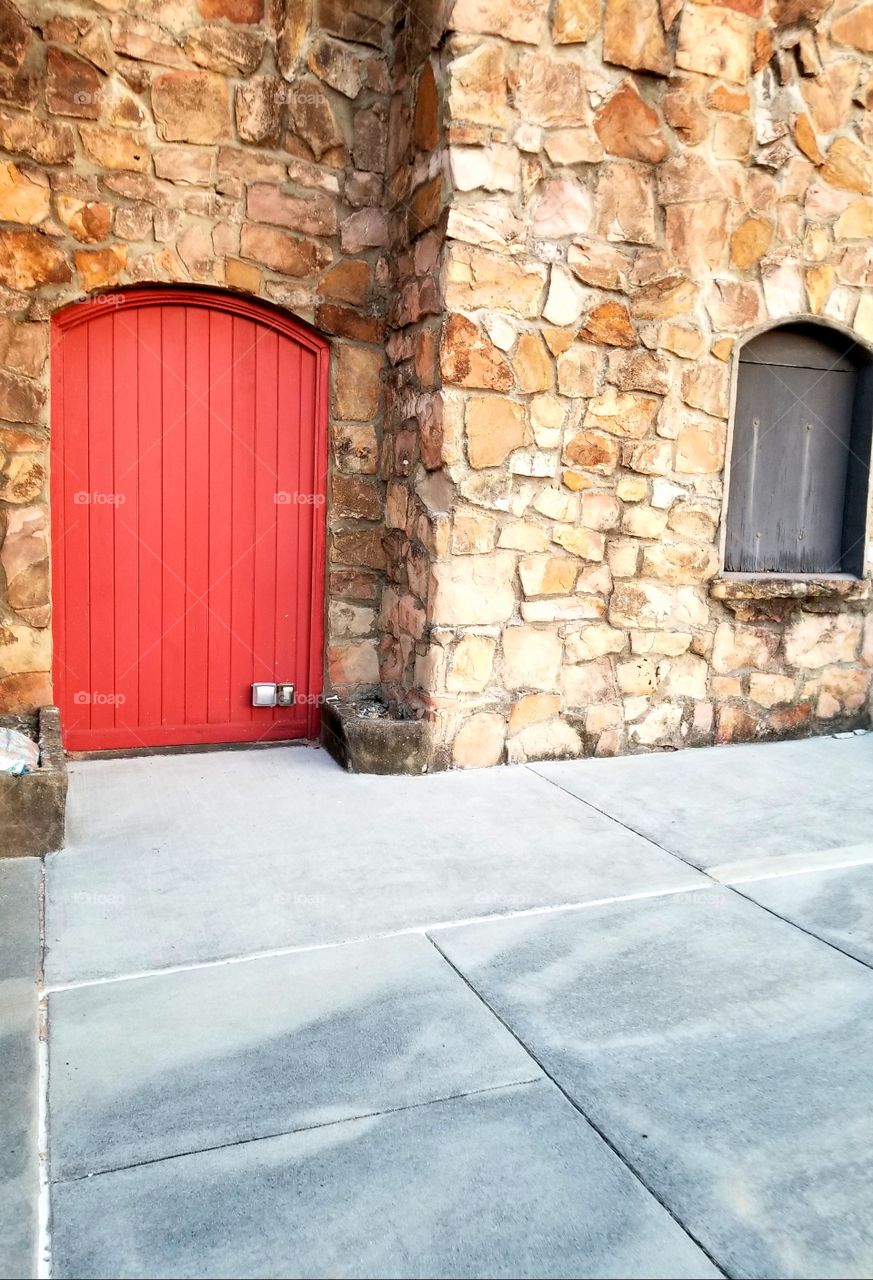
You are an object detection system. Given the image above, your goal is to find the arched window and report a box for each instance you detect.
[725,322,873,577]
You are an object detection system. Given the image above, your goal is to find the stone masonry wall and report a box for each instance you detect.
[3,0,873,770]
[0,0,397,712]
[415,0,873,768]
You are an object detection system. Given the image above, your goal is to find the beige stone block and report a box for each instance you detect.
[503,625,562,689]
[676,4,752,85]
[562,430,620,474]
[630,630,692,657]
[580,492,622,531]
[509,692,561,733]
[552,0,600,44]
[616,657,659,695]
[563,658,616,706]
[609,581,677,629]
[521,596,606,622]
[445,244,547,318]
[622,439,673,476]
[628,702,683,746]
[712,622,778,674]
[498,521,550,552]
[452,711,506,769]
[784,613,863,669]
[596,162,657,245]
[748,673,795,709]
[334,345,383,421]
[465,396,530,469]
[447,634,497,693]
[506,718,583,762]
[566,624,626,662]
[616,476,648,502]
[641,541,719,584]
[448,42,508,126]
[510,51,589,127]
[534,487,578,523]
[429,553,517,626]
[603,0,670,74]
[556,344,601,397]
[621,505,668,539]
[519,554,578,596]
[552,526,605,561]
[606,538,639,577]
[584,388,659,440]
[657,653,707,699]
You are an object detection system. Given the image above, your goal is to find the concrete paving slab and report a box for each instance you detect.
[44,748,703,984]
[0,858,41,1280]
[738,863,873,968]
[50,1080,721,1280]
[433,888,873,1279]
[49,934,540,1181]
[531,734,873,872]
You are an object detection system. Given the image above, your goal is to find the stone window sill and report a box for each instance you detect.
[710,574,871,604]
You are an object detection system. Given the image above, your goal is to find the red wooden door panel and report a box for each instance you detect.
[51,288,328,752]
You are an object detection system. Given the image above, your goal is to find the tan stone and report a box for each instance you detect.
[552,0,600,43]
[0,112,73,165]
[805,265,834,316]
[466,396,530,469]
[748,673,795,708]
[563,658,616,705]
[556,344,601,397]
[552,526,605,561]
[513,332,553,393]
[596,163,656,245]
[630,630,692,657]
[675,417,727,474]
[801,61,860,134]
[0,162,48,226]
[335,345,382,421]
[657,653,708,699]
[621,504,668,538]
[594,81,667,164]
[578,302,635,348]
[498,521,550,552]
[519,554,578,596]
[607,349,671,395]
[0,319,46,380]
[447,634,496,692]
[676,4,752,85]
[583,388,658,440]
[616,656,659,696]
[445,245,547,318]
[510,52,588,127]
[603,0,670,75]
[452,511,497,554]
[568,240,632,290]
[448,42,507,126]
[79,124,149,172]
[544,129,604,166]
[440,315,512,391]
[240,225,331,278]
[630,275,699,320]
[616,475,648,502]
[816,665,868,717]
[712,622,778,673]
[821,137,873,195]
[665,201,729,272]
[681,364,729,418]
[832,3,873,53]
[247,183,337,237]
[609,581,674,628]
[564,625,626,668]
[509,692,561,732]
[785,613,863,669]
[452,711,506,769]
[507,715,582,762]
[0,452,46,505]
[152,71,230,145]
[451,0,549,44]
[543,266,586,326]
[580,492,622,531]
[562,430,620,474]
[430,553,517,625]
[623,438,673,476]
[533,179,595,239]
[288,78,345,162]
[641,541,718,584]
[727,215,768,270]
[503,626,562,690]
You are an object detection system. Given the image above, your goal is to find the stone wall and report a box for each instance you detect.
[2,0,873,768]
[416,0,873,767]
[0,0,397,711]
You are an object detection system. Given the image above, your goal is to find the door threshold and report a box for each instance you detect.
[66,738,320,762]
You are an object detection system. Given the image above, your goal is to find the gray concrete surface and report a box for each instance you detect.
[0,858,40,1280]
[738,862,873,966]
[434,889,873,1279]
[531,734,873,874]
[18,735,873,1278]
[49,933,539,1180]
[50,1081,720,1280]
[45,747,703,985]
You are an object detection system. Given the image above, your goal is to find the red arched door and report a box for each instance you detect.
[51,288,328,752]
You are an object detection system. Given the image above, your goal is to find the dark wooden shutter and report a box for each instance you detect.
[725,326,869,575]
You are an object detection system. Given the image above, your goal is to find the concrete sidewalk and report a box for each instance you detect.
[5,735,873,1277]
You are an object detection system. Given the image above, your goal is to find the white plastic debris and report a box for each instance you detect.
[0,727,39,776]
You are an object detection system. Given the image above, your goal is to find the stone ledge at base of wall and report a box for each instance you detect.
[0,705,67,858]
[321,698,432,775]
